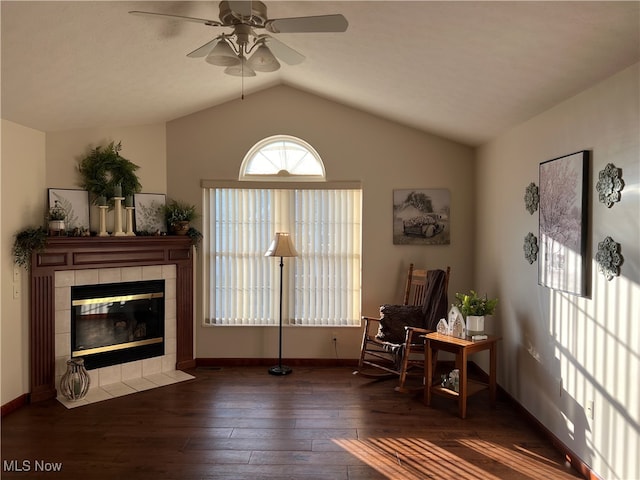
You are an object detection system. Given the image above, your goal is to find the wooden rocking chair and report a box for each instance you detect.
[355,264,450,392]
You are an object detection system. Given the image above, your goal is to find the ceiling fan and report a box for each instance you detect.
[129,1,348,77]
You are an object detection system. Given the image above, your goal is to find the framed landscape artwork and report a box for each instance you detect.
[48,188,90,231]
[538,151,589,297]
[393,188,450,245]
[134,193,166,233]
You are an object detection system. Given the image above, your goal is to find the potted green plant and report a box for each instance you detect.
[47,200,67,236]
[12,227,48,268]
[164,200,198,235]
[454,290,498,335]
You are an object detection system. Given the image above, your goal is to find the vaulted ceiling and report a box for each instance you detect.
[2,1,639,146]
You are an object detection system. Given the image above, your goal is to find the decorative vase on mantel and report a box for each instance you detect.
[466,315,485,336]
[171,221,190,235]
[59,358,90,401]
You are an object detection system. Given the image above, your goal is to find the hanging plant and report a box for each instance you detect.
[186,227,203,248]
[78,141,142,204]
[12,227,48,268]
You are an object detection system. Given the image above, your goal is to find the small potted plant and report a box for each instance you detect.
[454,290,498,335]
[48,200,67,236]
[164,200,198,235]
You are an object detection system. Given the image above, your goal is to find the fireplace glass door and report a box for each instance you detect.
[71,280,165,369]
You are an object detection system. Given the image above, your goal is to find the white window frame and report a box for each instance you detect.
[239,135,326,182]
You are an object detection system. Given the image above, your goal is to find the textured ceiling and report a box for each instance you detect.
[2,1,639,146]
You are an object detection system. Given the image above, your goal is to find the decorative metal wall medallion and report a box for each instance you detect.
[524,182,539,214]
[595,236,623,280]
[523,232,538,264]
[596,163,624,207]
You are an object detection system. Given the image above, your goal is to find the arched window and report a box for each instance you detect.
[203,135,362,327]
[239,135,325,180]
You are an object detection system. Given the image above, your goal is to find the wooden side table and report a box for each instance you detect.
[424,332,501,418]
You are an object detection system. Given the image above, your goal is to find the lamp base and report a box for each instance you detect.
[268,365,292,376]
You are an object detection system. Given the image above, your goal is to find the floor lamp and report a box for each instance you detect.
[265,232,298,376]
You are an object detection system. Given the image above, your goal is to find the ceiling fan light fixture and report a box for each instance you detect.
[206,38,241,66]
[248,44,280,72]
[224,58,257,77]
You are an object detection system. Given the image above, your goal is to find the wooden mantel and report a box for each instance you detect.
[29,236,195,403]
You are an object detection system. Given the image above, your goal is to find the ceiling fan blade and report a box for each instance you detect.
[227,1,253,20]
[263,36,305,65]
[265,14,348,34]
[186,38,221,58]
[129,11,222,27]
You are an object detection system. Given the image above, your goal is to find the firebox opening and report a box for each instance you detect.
[71,280,165,370]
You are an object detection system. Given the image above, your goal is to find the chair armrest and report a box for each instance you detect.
[405,326,431,344]
[361,315,381,336]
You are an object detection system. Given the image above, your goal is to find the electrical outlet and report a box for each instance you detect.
[13,267,21,283]
[13,284,20,300]
[587,400,594,420]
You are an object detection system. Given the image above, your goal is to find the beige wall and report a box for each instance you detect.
[1,120,46,404]
[167,85,475,360]
[476,63,640,480]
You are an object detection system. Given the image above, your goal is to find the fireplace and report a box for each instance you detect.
[29,236,195,403]
[71,280,165,370]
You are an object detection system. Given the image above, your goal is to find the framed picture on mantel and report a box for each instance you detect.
[134,193,166,234]
[538,150,589,297]
[48,188,90,232]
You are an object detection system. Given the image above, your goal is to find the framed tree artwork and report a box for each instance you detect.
[134,193,166,233]
[538,151,589,296]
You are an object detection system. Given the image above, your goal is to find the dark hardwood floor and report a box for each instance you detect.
[1,366,583,480]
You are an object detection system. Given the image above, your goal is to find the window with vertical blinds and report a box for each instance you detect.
[201,136,362,327]
[202,184,362,326]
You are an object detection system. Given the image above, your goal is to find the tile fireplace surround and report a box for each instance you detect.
[54,264,194,408]
[29,236,195,403]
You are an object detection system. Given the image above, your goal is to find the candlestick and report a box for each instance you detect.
[98,205,109,237]
[125,207,136,236]
[112,197,125,236]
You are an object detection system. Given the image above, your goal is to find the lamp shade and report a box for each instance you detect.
[224,57,256,77]
[206,38,241,66]
[248,44,280,72]
[265,232,298,257]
